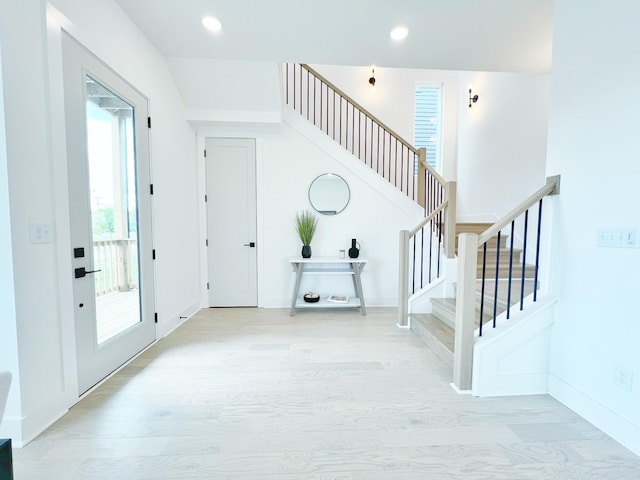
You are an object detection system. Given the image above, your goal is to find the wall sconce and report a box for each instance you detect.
[369,68,376,87]
[468,88,479,108]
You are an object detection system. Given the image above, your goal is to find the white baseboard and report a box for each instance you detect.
[1,303,201,448]
[157,301,200,339]
[0,398,68,448]
[0,415,21,445]
[450,383,473,395]
[549,374,640,456]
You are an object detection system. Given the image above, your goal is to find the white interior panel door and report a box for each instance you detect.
[206,138,257,306]
[63,33,155,394]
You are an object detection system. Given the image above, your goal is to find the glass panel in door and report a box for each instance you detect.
[85,76,141,345]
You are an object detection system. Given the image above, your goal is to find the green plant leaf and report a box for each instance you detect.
[295,210,318,246]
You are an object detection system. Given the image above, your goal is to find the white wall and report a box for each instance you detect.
[0,0,70,444]
[0,37,22,437]
[166,58,281,125]
[311,64,551,220]
[456,71,550,221]
[0,0,200,444]
[259,109,424,307]
[310,64,460,181]
[546,0,640,455]
[473,298,556,397]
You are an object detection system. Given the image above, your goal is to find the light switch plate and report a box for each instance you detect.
[29,223,54,244]
[597,228,639,248]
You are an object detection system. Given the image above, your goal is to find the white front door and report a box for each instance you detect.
[205,138,257,306]
[63,34,156,394]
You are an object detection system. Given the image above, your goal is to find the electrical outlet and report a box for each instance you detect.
[614,365,634,392]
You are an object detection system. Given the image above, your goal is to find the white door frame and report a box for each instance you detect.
[62,32,156,394]
[205,137,257,307]
[197,134,264,308]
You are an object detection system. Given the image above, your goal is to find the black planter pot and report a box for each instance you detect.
[301,245,312,258]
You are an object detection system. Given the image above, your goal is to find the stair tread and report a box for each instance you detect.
[455,223,493,235]
[430,278,539,331]
[430,297,493,325]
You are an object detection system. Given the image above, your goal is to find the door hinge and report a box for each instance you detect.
[207,282,210,290]
[148,116,152,129]
[204,149,207,158]
[154,312,158,323]
[205,239,208,247]
[204,194,208,202]
[152,249,156,260]
[150,184,154,195]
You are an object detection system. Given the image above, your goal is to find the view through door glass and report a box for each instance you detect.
[86,76,141,344]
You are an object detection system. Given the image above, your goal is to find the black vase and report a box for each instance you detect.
[301,245,311,258]
[348,238,360,258]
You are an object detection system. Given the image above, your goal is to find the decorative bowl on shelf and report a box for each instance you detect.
[303,292,320,303]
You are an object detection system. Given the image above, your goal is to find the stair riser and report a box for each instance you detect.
[456,237,509,253]
[455,223,492,235]
[479,249,523,263]
[477,264,535,279]
[410,317,454,368]
[430,303,456,330]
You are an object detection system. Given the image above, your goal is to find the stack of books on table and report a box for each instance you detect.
[327,295,349,304]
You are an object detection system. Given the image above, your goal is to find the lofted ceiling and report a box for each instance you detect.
[114,0,554,74]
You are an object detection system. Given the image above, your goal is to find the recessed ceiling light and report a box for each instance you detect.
[202,16,222,33]
[390,25,409,41]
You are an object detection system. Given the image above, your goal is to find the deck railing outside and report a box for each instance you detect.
[93,239,138,296]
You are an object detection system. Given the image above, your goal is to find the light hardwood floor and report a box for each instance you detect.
[13,307,640,479]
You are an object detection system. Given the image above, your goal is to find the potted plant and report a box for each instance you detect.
[295,210,318,258]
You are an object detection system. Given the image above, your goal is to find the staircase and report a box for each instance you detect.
[409,222,537,367]
[283,62,560,394]
[282,62,451,219]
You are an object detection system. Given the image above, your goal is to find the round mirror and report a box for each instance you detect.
[308,173,350,215]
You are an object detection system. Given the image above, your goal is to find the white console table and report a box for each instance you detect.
[289,257,367,316]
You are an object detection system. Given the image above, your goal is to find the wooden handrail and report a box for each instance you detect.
[300,63,446,187]
[420,158,446,189]
[409,201,448,237]
[453,175,561,388]
[301,64,417,153]
[478,176,560,245]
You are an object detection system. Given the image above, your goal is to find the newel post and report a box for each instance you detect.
[453,232,478,391]
[397,230,410,327]
[416,148,427,210]
[444,181,456,259]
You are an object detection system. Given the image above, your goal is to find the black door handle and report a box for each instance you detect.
[243,242,256,248]
[74,267,102,279]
